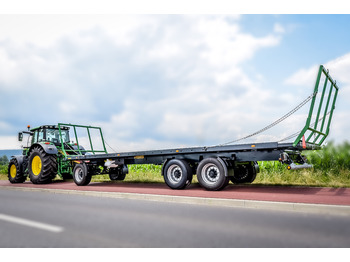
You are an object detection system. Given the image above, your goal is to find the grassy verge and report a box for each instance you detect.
[0,165,8,180]
[1,142,350,187]
[255,162,350,187]
[92,164,165,183]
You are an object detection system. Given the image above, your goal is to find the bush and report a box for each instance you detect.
[0,155,9,165]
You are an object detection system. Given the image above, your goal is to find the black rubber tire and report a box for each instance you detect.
[109,168,126,181]
[28,147,57,184]
[73,163,92,186]
[197,158,229,191]
[163,159,193,189]
[8,158,26,183]
[230,162,257,184]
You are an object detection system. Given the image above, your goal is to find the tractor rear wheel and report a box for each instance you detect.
[8,158,26,183]
[28,147,57,184]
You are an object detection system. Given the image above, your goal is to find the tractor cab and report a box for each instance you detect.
[31,126,69,146]
[29,125,70,146]
[18,125,70,147]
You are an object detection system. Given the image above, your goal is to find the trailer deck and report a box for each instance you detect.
[66,141,314,164]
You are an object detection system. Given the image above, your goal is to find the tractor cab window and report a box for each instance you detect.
[46,129,70,144]
[31,128,70,145]
[32,129,44,144]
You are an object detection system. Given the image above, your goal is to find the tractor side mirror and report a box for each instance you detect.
[18,132,23,142]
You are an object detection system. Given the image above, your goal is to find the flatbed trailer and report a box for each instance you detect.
[9,65,339,190]
[64,139,314,190]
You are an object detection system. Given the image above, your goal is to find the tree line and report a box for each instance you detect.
[0,155,9,165]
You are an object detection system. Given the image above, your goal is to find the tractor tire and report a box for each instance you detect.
[8,158,26,183]
[73,163,92,186]
[230,162,257,184]
[163,159,193,189]
[197,158,229,191]
[28,147,57,184]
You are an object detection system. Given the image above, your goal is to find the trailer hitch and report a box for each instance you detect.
[279,152,313,170]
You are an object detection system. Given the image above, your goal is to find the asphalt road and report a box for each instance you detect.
[0,188,349,248]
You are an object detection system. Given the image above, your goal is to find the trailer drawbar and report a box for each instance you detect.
[8,65,339,191]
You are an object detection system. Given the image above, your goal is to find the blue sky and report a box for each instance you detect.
[0,14,349,150]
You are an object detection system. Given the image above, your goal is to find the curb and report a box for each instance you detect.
[1,185,350,216]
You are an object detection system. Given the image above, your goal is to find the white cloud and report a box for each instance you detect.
[0,15,286,150]
[273,23,285,34]
[284,65,319,87]
[282,52,350,143]
[0,136,20,150]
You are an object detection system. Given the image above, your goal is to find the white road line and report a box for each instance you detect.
[0,213,64,233]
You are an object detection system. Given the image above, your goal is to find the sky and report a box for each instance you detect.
[1,12,350,151]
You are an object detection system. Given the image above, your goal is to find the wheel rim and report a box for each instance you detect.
[201,163,220,185]
[32,155,42,176]
[237,165,249,180]
[74,167,84,183]
[167,164,182,184]
[10,164,17,178]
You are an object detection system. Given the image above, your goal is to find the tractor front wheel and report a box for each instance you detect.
[28,147,57,184]
[8,158,26,183]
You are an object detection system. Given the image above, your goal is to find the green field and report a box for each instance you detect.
[1,142,350,187]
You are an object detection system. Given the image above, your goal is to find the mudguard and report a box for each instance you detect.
[29,143,58,155]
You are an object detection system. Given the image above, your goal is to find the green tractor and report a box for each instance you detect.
[8,124,102,185]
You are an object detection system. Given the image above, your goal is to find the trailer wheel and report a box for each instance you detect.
[109,167,126,181]
[8,158,26,183]
[230,162,257,184]
[28,147,57,184]
[163,159,193,189]
[109,172,126,181]
[73,163,92,186]
[197,158,229,191]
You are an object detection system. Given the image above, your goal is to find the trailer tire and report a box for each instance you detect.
[8,158,26,183]
[73,163,92,186]
[230,162,257,184]
[197,158,229,191]
[28,147,57,184]
[163,159,193,189]
[109,167,126,181]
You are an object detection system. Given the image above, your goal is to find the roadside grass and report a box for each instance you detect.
[0,165,7,180]
[92,165,165,183]
[1,142,350,187]
[255,162,350,187]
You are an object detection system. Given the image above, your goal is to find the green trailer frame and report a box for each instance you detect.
[293,65,339,147]
[58,123,108,157]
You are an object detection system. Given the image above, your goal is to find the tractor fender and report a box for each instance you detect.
[29,143,58,155]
